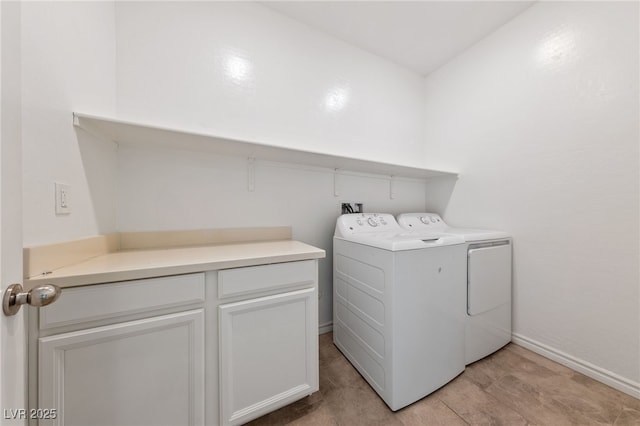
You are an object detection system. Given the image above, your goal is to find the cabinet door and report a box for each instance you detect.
[39,310,204,426]
[219,288,318,425]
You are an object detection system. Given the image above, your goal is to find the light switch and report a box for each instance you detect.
[55,182,70,215]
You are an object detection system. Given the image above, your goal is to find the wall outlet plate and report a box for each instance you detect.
[341,202,363,214]
[55,182,70,215]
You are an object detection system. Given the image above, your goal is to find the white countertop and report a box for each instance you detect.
[25,240,325,289]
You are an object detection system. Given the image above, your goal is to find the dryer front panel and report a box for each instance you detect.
[467,242,511,316]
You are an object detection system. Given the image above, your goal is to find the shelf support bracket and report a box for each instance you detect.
[334,169,341,197]
[247,158,255,192]
[390,175,396,200]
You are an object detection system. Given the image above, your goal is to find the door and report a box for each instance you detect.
[39,310,205,426]
[219,288,318,426]
[1,2,27,425]
[467,242,512,316]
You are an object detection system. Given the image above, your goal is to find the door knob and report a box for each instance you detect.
[2,283,61,316]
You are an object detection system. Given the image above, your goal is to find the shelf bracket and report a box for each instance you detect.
[390,175,396,200]
[247,158,255,192]
[334,169,341,197]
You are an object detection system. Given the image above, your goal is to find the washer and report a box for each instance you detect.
[397,213,512,365]
[333,213,466,411]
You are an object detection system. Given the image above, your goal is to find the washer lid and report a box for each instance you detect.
[337,232,465,251]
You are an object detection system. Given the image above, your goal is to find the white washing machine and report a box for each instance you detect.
[397,213,512,365]
[333,213,466,411]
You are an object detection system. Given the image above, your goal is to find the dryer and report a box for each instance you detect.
[333,213,466,411]
[397,213,512,365]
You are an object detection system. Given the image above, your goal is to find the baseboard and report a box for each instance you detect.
[511,333,640,399]
[319,321,333,335]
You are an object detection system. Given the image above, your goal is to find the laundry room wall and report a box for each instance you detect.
[422,1,639,395]
[21,1,118,247]
[113,1,431,328]
[117,147,428,327]
[114,1,426,166]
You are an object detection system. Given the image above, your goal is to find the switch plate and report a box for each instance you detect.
[55,182,70,215]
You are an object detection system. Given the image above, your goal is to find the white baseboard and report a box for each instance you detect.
[511,333,640,399]
[319,321,333,335]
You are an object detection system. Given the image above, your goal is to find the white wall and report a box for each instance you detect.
[114,1,431,326]
[423,2,639,394]
[21,1,118,247]
[114,1,425,167]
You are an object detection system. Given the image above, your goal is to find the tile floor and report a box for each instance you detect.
[248,333,640,425]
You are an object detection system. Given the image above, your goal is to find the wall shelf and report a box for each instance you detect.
[73,112,457,181]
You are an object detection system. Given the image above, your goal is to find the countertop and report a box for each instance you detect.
[25,240,325,289]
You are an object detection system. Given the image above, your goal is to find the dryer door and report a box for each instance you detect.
[467,242,511,316]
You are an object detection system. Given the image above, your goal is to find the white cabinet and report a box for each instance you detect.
[32,274,206,426]
[219,288,318,425]
[39,310,205,426]
[31,259,320,426]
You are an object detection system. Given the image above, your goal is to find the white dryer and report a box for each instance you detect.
[333,213,466,411]
[397,213,512,365]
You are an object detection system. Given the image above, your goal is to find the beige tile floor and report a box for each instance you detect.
[248,333,640,426]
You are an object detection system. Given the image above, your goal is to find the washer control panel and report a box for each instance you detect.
[335,213,400,236]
